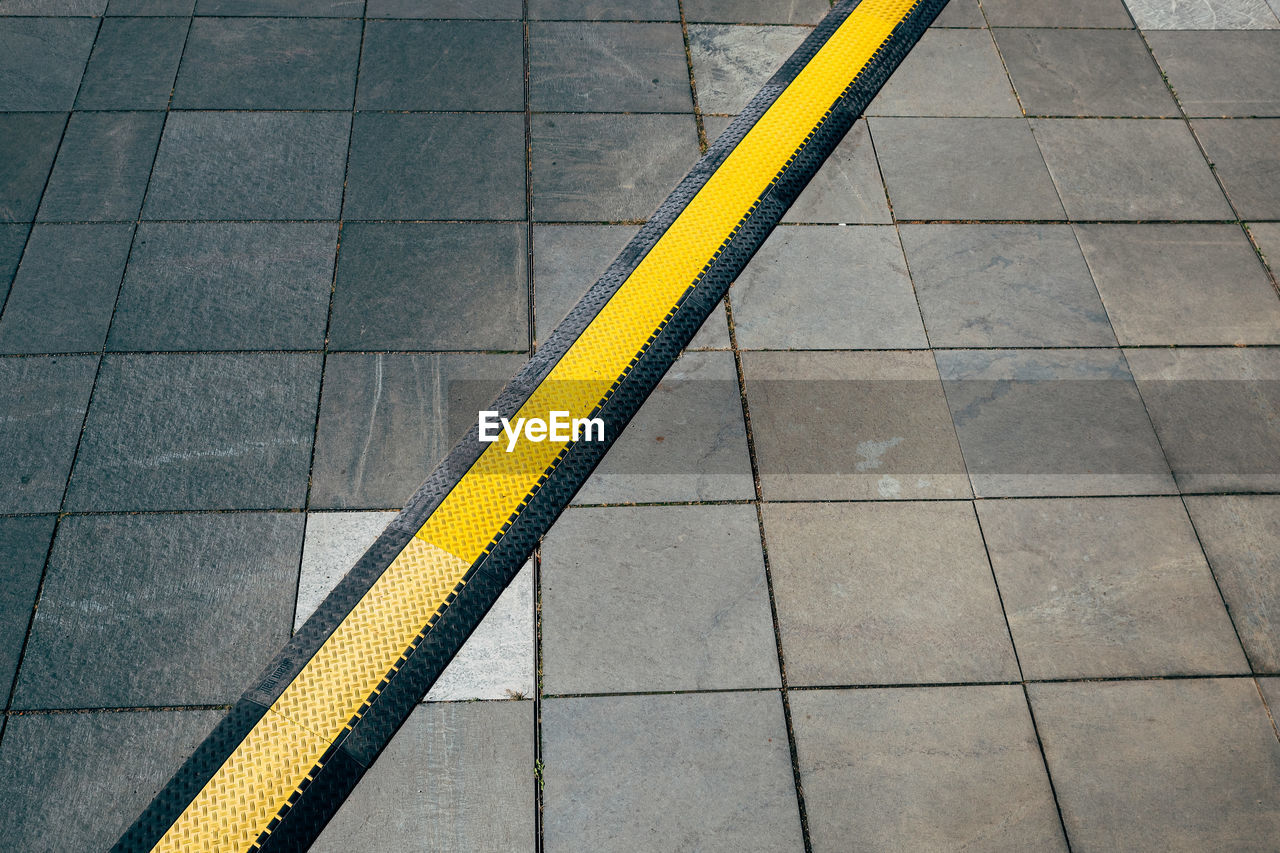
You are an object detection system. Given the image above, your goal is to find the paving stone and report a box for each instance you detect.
[109,222,338,351]
[12,512,300,708]
[0,710,220,853]
[792,686,1067,852]
[0,516,54,702]
[764,501,1018,686]
[1031,118,1232,220]
[684,0,827,23]
[900,224,1116,348]
[1126,0,1280,28]
[1193,119,1280,218]
[1126,347,1280,493]
[37,112,164,222]
[937,349,1174,497]
[730,225,927,349]
[542,692,803,852]
[687,24,809,114]
[871,117,1065,220]
[371,0,523,16]
[531,113,699,221]
[1261,676,1280,711]
[0,356,96,514]
[295,510,393,632]
[1075,223,1280,345]
[0,18,96,111]
[358,20,523,111]
[743,351,971,501]
[868,29,1020,117]
[1030,679,1280,851]
[67,353,321,511]
[310,353,527,509]
[1252,220,1280,276]
[995,29,1178,118]
[531,22,691,112]
[1185,496,1280,672]
[107,0,194,11]
[983,0,1135,25]
[0,0,107,12]
[146,111,350,220]
[314,702,535,852]
[0,223,133,354]
[541,505,778,693]
[930,0,986,27]
[0,113,63,222]
[76,18,187,110]
[346,113,525,221]
[330,223,526,351]
[198,0,363,13]
[1146,31,1280,116]
[0,223,28,304]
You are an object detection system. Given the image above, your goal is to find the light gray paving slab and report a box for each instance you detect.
[1251,221,1280,276]
[982,0,1136,26]
[867,28,1020,117]
[1261,677,1280,711]
[1125,0,1280,28]
[1146,31,1280,116]
[1193,119,1280,219]
[931,0,985,27]
[687,24,809,115]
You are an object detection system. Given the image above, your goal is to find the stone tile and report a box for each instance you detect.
[541,505,778,693]
[314,702,535,851]
[528,0,674,18]
[1252,221,1280,276]
[931,0,986,27]
[346,113,525,221]
[1194,119,1280,218]
[0,113,63,222]
[110,222,338,352]
[1031,118,1232,220]
[0,223,27,304]
[531,113,699,221]
[146,111,350,220]
[371,0,524,16]
[531,22,691,113]
[542,692,803,852]
[996,29,1178,118]
[77,17,188,110]
[1185,496,1280,671]
[730,225,927,349]
[67,353,321,511]
[12,512,300,708]
[1146,31,1280,116]
[0,356,96,513]
[0,710,220,852]
[294,510,394,631]
[0,0,107,12]
[0,516,54,701]
[310,353,527,509]
[871,118,1065,220]
[1075,224,1280,345]
[38,112,164,222]
[330,223,526,351]
[108,0,194,11]
[743,351,971,501]
[1126,347,1280,493]
[792,686,1067,851]
[1030,679,1280,851]
[0,223,133,354]
[198,0,363,13]
[358,20,523,111]
[984,0,1135,25]
[1262,676,1280,709]
[1126,0,1280,28]
[901,224,1115,348]
[0,18,96,111]
[937,349,1175,497]
[684,0,827,23]
[764,501,1018,686]
[687,24,809,115]
[868,29,1020,117]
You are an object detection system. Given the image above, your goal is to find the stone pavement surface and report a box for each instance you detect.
[1,0,1279,849]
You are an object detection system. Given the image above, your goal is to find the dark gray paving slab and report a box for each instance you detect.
[528,0,674,18]
[67,353,321,511]
[687,24,809,115]
[0,113,64,222]
[792,686,1067,852]
[0,516,54,702]
[1185,495,1280,672]
[310,353,528,509]
[314,702,535,851]
[346,113,524,221]
[0,356,96,514]
[0,0,108,12]
[1147,31,1280,116]
[0,18,96,111]
[531,113,699,221]
[900,224,1115,348]
[371,0,523,17]
[1075,224,1280,345]
[995,29,1177,118]
[198,0,363,14]
[37,111,164,222]
[730,225,927,349]
[982,0,1135,26]
[109,222,338,351]
[1126,0,1280,28]
[531,22,691,113]
[871,117,1065,221]
[1194,119,1280,218]
[108,0,194,12]
[12,512,300,709]
[0,710,220,853]
[541,505,778,693]
[1252,220,1280,277]
[76,18,187,111]
[1030,679,1280,851]
[867,29,1020,118]
[330,222,526,351]
[684,0,827,23]
[764,501,1018,686]
[542,692,803,852]
[937,348,1175,497]
[743,351,971,501]
[0,223,133,354]
[358,20,523,111]
[0,223,28,304]
[979,497,1247,679]
[145,111,350,220]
